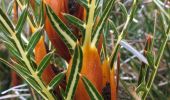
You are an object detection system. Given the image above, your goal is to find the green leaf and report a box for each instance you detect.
[11,59,30,75]
[108,19,119,35]
[63,13,85,31]
[26,27,43,55]
[3,41,27,66]
[3,41,22,61]
[118,2,128,18]
[94,6,101,20]
[92,0,116,46]
[0,58,29,81]
[26,77,42,91]
[76,0,89,9]
[45,5,77,54]
[35,0,41,5]
[153,0,170,20]
[16,0,37,28]
[15,5,28,35]
[36,50,54,76]
[6,0,14,15]
[146,51,155,69]
[38,1,44,26]
[65,44,83,100]
[1,0,6,12]
[0,8,15,35]
[48,71,66,90]
[0,58,21,75]
[81,76,103,100]
[136,82,147,93]
[59,86,66,99]
[0,32,14,44]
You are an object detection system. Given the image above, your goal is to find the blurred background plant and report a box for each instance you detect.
[0,0,169,100]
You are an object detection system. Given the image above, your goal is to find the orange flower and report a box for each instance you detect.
[45,0,71,62]
[67,44,103,100]
[35,37,55,84]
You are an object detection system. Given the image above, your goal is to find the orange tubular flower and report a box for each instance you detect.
[66,44,103,100]
[34,37,55,84]
[45,0,71,62]
[102,59,110,87]
[29,0,56,85]
[65,1,104,99]
[44,0,102,62]
[45,0,114,99]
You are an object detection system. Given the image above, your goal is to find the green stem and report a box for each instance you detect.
[142,25,170,99]
[11,33,55,100]
[84,0,96,46]
[109,0,137,69]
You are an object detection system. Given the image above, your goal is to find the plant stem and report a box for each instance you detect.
[11,33,55,99]
[110,0,137,69]
[12,1,56,99]
[142,25,170,99]
[84,0,95,46]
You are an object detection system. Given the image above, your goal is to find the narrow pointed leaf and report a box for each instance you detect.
[6,0,14,15]
[81,76,103,100]
[0,58,28,79]
[26,77,42,91]
[94,6,101,20]
[45,5,77,54]
[63,13,85,31]
[0,24,14,43]
[3,41,22,60]
[3,41,27,66]
[76,0,89,9]
[11,59,30,75]
[26,27,43,55]
[48,72,66,90]
[146,52,155,68]
[38,1,44,26]
[16,6,28,34]
[120,40,148,64]
[16,0,37,28]
[153,0,170,20]
[59,86,66,99]
[92,0,116,46]
[36,50,54,76]
[118,2,128,18]
[65,44,83,100]
[0,8,15,35]
[108,19,119,35]
[136,82,146,93]
[0,59,44,98]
